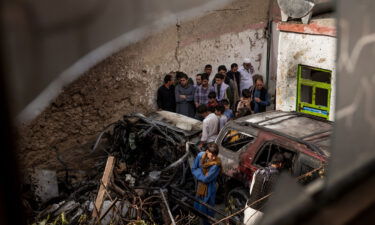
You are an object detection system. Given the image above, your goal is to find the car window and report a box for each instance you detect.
[254,143,295,170]
[254,143,323,184]
[293,153,322,183]
[221,129,255,152]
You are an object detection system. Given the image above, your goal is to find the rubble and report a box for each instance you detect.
[26,111,328,225]
[30,169,59,204]
[28,112,208,225]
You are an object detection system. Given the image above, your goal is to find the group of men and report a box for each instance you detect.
[157,59,271,147]
[156,59,272,224]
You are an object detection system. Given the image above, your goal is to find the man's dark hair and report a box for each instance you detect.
[218,65,227,72]
[214,73,225,80]
[201,73,209,81]
[176,71,188,80]
[208,91,216,99]
[205,64,212,69]
[164,74,172,84]
[208,106,216,113]
[196,73,202,77]
[215,104,225,114]
[181,74,189,80]
[231,63,238,69]
[221,99,230,106]
[197,104,208,114]
[242,89,251,98]
[253,74,263,84]
[207,143,219,156]
[271,152,285,164]
[237,107,251,117]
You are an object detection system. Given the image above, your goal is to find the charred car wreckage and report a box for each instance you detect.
[28,110,332,225]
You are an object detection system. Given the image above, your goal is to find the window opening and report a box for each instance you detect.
[297,65,332,119]
[293,153,322,184]
[301,85,313,104]
[254,143,294,169]
[254,142,323,184]
[301,66,331,83]
[315,88,328,107]
[221,129,254,152]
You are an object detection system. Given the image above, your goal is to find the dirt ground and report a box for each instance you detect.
[17,0,271,174]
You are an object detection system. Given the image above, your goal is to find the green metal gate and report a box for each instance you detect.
[296,65,332,119]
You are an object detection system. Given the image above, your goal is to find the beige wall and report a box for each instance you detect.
[18,0,271,170]
[276,31,337,121]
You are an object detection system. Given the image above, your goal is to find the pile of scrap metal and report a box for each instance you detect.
[30,111,209,225]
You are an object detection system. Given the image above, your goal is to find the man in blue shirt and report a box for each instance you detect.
[222,99,234,119]
[250,75,270,113]
[192,143,221,225]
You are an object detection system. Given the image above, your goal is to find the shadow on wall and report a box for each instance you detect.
[16,0,271,170]
[3,0,235,118]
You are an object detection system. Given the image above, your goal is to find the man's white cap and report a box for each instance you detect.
[243,58,251,63]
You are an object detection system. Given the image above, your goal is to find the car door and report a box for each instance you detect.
[250,140,297,174]
[292,152,323,184]
[217,127,256,179]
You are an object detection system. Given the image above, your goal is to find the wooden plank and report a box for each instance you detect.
[92,156,116,218]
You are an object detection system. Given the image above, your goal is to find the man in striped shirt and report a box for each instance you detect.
[194,73,210,108]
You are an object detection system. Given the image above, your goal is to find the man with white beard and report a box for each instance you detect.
[238,58,255,95]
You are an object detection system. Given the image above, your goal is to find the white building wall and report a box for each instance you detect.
[268,22,280,105]
[179,28,268,84]
[145,27,269,108]
[275,31,337,121]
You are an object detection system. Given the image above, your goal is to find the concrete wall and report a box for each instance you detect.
[172,27,268,92]
[112,26,268,110]
[275,31,336,121]
[268,21,280,104]
[18,0,271,170]
[3,0,235,114]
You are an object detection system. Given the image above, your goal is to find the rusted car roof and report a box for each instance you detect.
[235,111,333,156]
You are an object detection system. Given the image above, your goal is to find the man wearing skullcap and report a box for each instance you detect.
[238,58,255,96]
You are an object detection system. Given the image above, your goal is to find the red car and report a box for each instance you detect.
[216,111,331,213]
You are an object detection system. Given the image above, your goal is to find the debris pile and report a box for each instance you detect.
[28,113,203,225]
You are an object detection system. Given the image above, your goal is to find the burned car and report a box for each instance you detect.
[216,111,331,215]
[29,111,205,225]
[28,110,331,225]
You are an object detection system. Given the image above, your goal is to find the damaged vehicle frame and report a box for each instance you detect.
[91,111,244,224]
[216,110,331,219]
[144,111,330,222]
[90,110,331,224]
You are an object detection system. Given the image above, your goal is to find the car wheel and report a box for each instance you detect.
[225,187,250,223]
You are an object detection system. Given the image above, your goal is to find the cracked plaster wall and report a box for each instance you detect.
[178,28,268,85]
[276,31,336,121]
[18,0,270,170]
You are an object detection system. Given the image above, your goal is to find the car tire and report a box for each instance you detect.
[226,187,250,223]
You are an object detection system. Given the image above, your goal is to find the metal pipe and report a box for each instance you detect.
[313,0,334,16]
[169,195,219,224]
[91,122,118,153]
[169,186,224,215]
[255,112,299,125]
[160,189,176,225]
[169,186,243,224]
[265,19,272,91]
[134,113,177,145]
[99,198,119,222]
[300,129,332,140]
[162,142,192,172]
